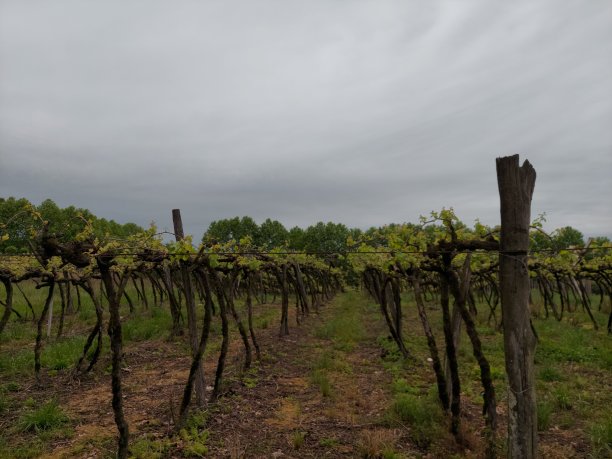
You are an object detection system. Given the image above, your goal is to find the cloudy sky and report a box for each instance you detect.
[1,1,611,239]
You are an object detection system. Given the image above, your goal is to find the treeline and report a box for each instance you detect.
[2,199,608,256]
[202,216,362,252]
[202,215,608,253]
[0,197,142,253]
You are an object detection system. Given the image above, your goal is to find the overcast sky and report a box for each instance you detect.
[1,1,611,239]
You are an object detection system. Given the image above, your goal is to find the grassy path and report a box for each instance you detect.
[203,290,410,458]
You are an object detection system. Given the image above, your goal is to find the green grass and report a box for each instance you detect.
[307,292,369,398]
[0,439,45,459]
[535,313,611,369]
[123,307,172,342]
[129,435,171,459]
[311,369,332,397]
[369,291,611,456]
[589,416,612,459]
[553,385,573,410]
[42,336,87,370]
[0,334,87,377]
[319,437,339,447]
[291,430,306,449]
[18,399,69,433]
[538,365,563,382]
[0,391,8,414]
[391,378,420,396]
[314,291,365,351]
[537,400,553,431]
[388,392,442,448]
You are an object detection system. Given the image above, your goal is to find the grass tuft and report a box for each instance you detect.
[123,308,171,342]
[290,430,306,449]
[389,393,441,448]
[311,370,332,397]
[537,400,553,431]
[18,399,69,433]
[357,429,398,458]
[589,416,612,459]
[539,366,563,382]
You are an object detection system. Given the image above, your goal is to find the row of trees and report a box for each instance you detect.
[3,198,607,256]
[203,215,609,256]
[203,216,360,252]
[0,197,142,253]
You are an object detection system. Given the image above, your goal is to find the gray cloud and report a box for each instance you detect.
[1,0,611,238]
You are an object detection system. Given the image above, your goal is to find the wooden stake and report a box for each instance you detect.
[496,154,538,459]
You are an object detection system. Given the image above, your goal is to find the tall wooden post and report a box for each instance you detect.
[172,209,206,406]
[496,155,538,458]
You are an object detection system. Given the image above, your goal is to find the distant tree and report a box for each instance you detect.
[530,230,553,252]
[258,218,288,248]
[530,225,585,252]
[591,236,610,245]
[92,218,142,239]
[1,196,142,253]
[553,226,584,250]
[203,216,259,244]
[287,226,305,250]
[347,227,363,246]
[585,236,611,260]
[119,222,143,238]
[37,199,63,229]
[0,197,36,252]
[302,222,350,254]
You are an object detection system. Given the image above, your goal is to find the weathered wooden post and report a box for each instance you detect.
[496,155,538,458]
[172,209,206,406]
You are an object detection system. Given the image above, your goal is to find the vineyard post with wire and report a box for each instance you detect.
[497,154,538,459]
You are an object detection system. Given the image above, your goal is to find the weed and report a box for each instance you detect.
[311,370,332,397]
[0,392,7,413]
[536,323,609,369]
[0,336,85,375]
[312,350,352,374]
[537,400,553,431]
[389,393,440,448]
[0,348,35,377]
[391,378,419,395]
[179,426,209,457]
[357,429,398,458]
[4,381,20,392]
[185,409,208,430]
[290,430,306,449]
[130,435,171,459]
[553,386,572,410]
[123,309,171,342]
[539,366,563,382]
[18,399,69,432]
[42,336,86,370]
[377,336,403,363]
[313,351,335,370]
[489,365,504,381]
[319,437,339,447]
[0,438,45,458]
[314,292,365,351]
[589,416,612,458]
